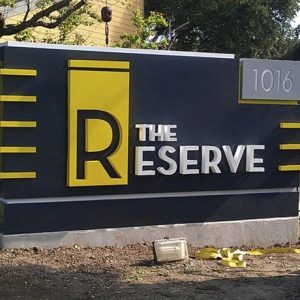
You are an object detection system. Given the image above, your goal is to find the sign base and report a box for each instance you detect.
[0,217,298,249]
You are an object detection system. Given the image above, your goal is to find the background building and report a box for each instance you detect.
[0,0,144,46]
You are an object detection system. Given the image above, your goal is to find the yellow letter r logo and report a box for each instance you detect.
[67,60,129,186]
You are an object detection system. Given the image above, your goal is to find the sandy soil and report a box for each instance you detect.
[0,243,300,300]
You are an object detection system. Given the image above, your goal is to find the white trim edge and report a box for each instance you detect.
[0,41,235,59]
[1,187,297,204]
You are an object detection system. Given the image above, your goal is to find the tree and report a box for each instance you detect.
[145,0,300,58]
[113,9,169,49]
[0,0,101,44]
[285,24,300,59]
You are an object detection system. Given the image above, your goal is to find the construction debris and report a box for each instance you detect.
[195,247,300,268]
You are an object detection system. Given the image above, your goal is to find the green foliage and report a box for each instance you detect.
[285,24,300,60]
[14,28,37,43]
[0,0,15,8]
[14,3,101,45]
[145,0,300,58]
[36,0,55,10]
[114,9,169,49]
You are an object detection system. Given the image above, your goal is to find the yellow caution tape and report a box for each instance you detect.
[246,249,263,256]
[232,252,245,262]
[195,248,247,268]
[195,247,300,268]
[221,258,247,268]
[248,247,300,256]
[194,247,221,260]
[220,248,234,260]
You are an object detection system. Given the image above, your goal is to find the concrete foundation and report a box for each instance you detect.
[0,217,298,249]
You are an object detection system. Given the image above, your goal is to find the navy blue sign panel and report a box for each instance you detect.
[2,192,297,235]
[0,44,299,199]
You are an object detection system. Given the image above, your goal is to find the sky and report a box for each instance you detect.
[292,11,300,28]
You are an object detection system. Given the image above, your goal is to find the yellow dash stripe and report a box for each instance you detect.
[0,147,36,153]
[0,69,37,76]
[279,165,300,171]
[239,99,298,105]
[0,172,36,179]
[68,60,130,69]
[280,123,300,129]
[0,95,36,102]
[280,144,300,150]
[0,121,36,128]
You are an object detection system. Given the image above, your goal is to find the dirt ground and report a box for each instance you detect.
[0,242,300,300]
